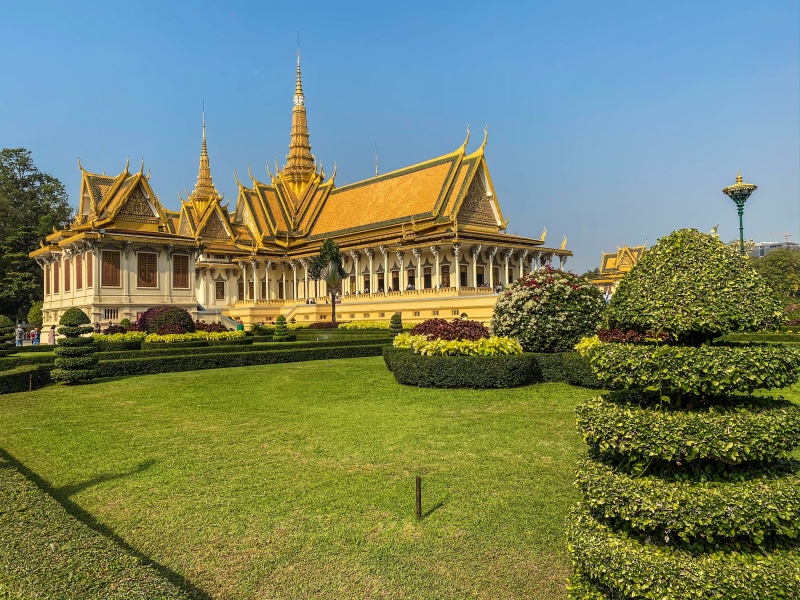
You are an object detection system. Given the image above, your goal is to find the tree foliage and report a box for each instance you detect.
[26,301,43,329]
[308,239,347,323]
[751,248,800,309]
[0,148,72,319]
[606,229,782,345]
[51,308,98,384]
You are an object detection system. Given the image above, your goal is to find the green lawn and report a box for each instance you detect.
[0,356,592,599]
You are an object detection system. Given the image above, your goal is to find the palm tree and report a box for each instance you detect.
[308,239,347,323]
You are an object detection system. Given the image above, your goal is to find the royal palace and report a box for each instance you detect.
[31,54,571,328]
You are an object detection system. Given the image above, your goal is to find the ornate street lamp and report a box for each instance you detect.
[722,170,758,256]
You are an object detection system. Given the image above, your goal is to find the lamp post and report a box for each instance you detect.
[722,170,758,256]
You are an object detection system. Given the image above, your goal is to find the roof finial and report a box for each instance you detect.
[202,99,206,140]
[375,142,379,177]
[460,125,471,152]
[736,168,743,184]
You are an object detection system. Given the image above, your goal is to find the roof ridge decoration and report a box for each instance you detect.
[189,111,222,211]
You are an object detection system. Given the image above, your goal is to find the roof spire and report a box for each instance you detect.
[375,142,379,177]
[191,107,219,205]
[282,44,316,195]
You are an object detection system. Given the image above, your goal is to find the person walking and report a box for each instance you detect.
[14,324,24,347]
[47,325,56,345]
[33,328,41,346]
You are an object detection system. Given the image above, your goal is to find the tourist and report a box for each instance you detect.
[33,328,40,346]
[48,325,56,345]
[29,328,36,345]
[94,322,101,333]
[14,324,24,346]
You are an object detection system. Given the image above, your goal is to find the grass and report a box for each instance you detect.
[0,356,590,599]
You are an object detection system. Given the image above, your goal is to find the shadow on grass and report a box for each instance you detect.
[0,447,212,600]
[54,458,156,497]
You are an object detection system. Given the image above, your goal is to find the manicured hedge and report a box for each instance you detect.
[576,456,800,544]
[383,347,538,388]
[95,344,387,379]
[566,506,800,600]
[93,340,143,352]
[533,352,602,389]
[577,395,800,463]
[723,333,800,344]
[0,364,52,394]
[587,343,800,396]
[0,354,57,372]
[0,452,201,598]
[1,344,58,353]
[295,329,393,341]
[97,338,391,361]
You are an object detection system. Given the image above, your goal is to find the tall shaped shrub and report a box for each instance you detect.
[389,313,403,336]
[0,315,14,346]
[51,308,98,383]
[569,229,800,599]
[273,315,289,342]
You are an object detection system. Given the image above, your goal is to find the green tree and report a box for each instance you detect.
[26,301,43,328]
[751,249,800,308]
[273,315,289,342]
[0,148,72,319]
[580,267,600,279]
[308,239,347,323]
[50,307,98,384]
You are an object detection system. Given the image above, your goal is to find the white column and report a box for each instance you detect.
[412,248,421,290]
[503,249,511,286]
[559,254,568,269]
[365,248,373,294]
[350,250,360,294]
[123,243,131,301]
[488,246,497,288]
[251,260,260,301]
[452,244,461,291]
[519,249,528,279]
[396,251,405,292]
[431,246,440,288]
[281,263,286,300]
[472,245,481,287]
[385,250,391,291]
[290,260,297,300]
[302,259,308,299]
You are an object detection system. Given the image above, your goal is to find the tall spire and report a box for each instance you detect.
[190,107,219,205]
[283,47,316,195]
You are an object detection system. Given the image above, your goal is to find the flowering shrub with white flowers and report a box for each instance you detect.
[491,266,604,352]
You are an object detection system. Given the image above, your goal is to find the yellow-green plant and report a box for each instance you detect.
[93,332,147,343]
[574,335,601,357]
[144,330,246,343]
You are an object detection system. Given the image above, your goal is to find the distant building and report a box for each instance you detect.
[748,240,800,258]
[590,244,647,293]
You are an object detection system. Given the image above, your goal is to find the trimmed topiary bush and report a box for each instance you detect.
[50,308,98,384]
[0,315,14,346]
[138,305,195,335]
[389,313,403,336]
[492,266,604,352]
[570,228,800,599]
[273,315,290,342]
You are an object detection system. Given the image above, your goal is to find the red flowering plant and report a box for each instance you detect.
[491,266,604,352]
[410,318,489,341]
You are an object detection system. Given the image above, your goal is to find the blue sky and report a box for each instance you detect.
[1,0,797,273]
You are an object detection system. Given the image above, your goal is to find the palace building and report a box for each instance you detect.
[31,53,571,328]
[590,244,647,293]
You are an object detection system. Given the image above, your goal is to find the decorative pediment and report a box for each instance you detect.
[199,209,230,239]
[116,186,159,220]
[457,171,499,228]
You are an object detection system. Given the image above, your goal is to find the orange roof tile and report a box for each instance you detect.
[310,157,457,237]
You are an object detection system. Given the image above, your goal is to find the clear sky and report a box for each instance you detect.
[2,0,797,274]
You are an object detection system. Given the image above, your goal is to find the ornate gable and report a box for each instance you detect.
[457,168,499,228]
[199,209,230,239]
[116,185,159,221]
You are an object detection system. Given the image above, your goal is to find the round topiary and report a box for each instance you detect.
[51,308,98,384]
[0,315,14,346]
[138,305,195,334]
[273,315,290,342]
[606,229,782,345]
[491,266,604,352]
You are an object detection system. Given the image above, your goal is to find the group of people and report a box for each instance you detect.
[14,324,57,346]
